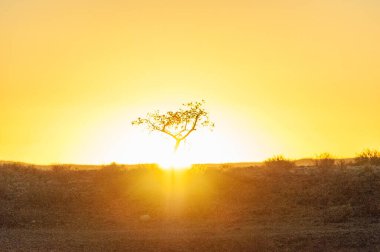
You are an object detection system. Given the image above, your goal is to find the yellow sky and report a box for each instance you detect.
[1,0,380,164]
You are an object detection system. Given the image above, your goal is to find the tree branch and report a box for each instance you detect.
[159,129,179,141]
[180,113,201,140]
[175,118,189,137]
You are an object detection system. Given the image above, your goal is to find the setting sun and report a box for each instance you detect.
[1,0,379,164]
[157,148,193,171]
[1,1,380,250]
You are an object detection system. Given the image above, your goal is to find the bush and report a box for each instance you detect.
[355,149,380,166]
[315,153,335,169]
[264,155,295,170]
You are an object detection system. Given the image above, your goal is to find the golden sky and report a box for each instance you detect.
[1,0,380,164]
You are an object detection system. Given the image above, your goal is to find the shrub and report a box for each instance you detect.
[355,149,380,166]
[264,155,295,170]
[315,153,335,169]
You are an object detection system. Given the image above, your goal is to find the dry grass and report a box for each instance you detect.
[0,161,379,251]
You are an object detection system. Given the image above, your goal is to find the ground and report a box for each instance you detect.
[0,162,379,251]
[1,222,379,251]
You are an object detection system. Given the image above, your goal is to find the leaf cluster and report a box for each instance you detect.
[132,100,214,141]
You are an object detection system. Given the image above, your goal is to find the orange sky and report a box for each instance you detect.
[1,0,380,164]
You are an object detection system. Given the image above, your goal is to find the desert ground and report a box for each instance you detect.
[0,161,379,251]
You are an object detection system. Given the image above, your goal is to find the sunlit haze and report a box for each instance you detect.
[1,0,379,164]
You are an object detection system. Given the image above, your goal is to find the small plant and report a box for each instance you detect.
[355,149,380,166]
[264,155,295,170]
[315,153,335,169]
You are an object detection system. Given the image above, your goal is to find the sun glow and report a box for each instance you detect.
[158,149,193,171]
[1,1,380,164]
[67,115,262,166]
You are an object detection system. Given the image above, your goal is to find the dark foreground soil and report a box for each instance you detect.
[1,222,380,251]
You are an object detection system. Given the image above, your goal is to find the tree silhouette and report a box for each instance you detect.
[132,100,214,152]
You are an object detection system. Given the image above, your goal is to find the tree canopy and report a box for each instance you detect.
[132,100,214,151]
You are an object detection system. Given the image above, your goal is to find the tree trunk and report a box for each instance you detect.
[174,139,181,152]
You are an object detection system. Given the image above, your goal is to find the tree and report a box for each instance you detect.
[132,100,214,152]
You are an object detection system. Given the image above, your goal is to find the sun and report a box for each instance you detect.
[158,149,193,171]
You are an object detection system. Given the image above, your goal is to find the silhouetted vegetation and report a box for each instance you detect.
[264,155,295,171]
[315,153,335,169]
[0,161,379,226]
[132,100,214,151]
[355,149,380,166]
[0,161,379,250]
